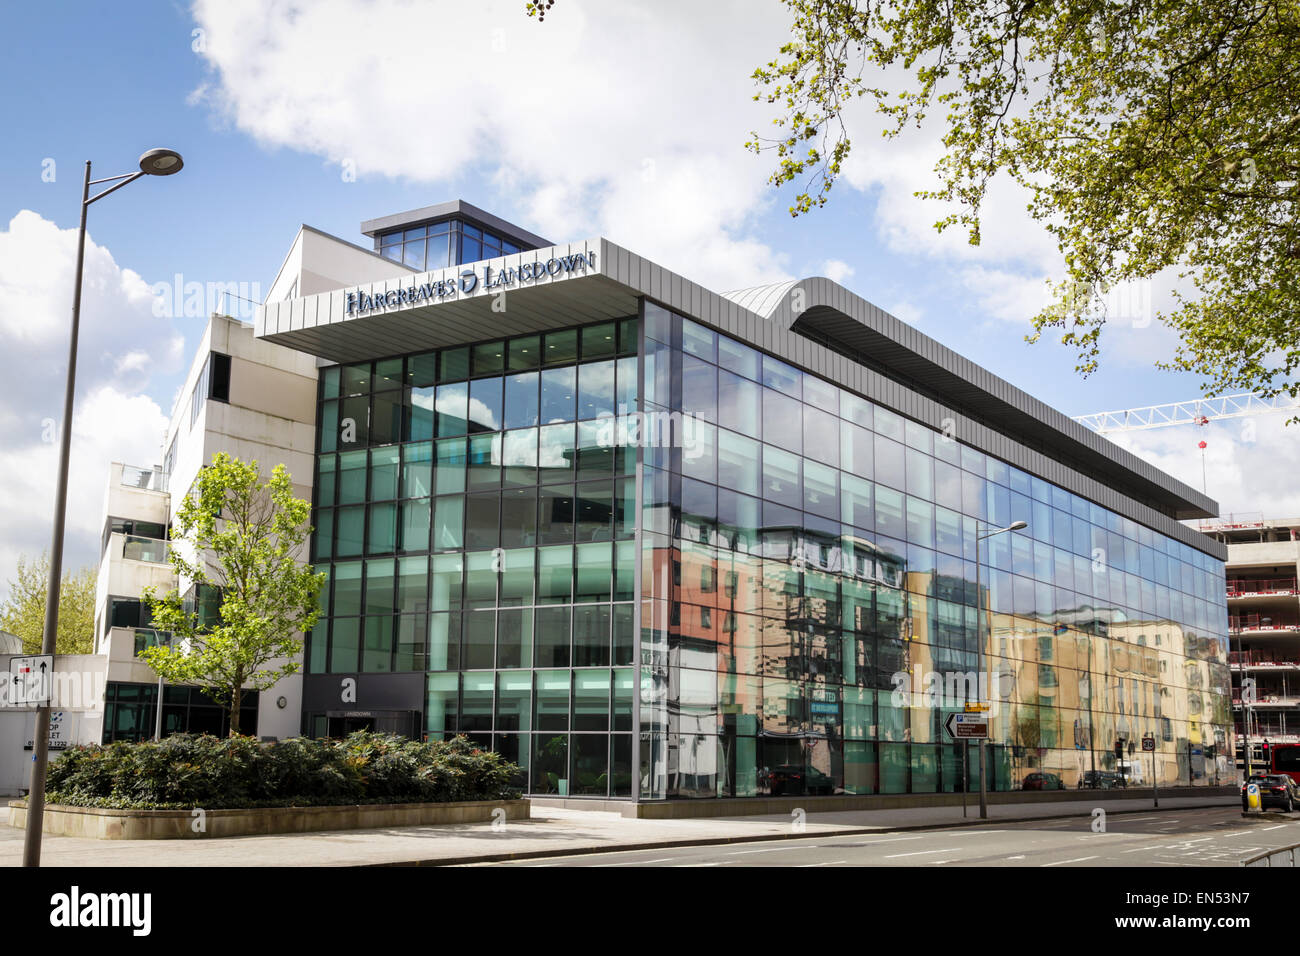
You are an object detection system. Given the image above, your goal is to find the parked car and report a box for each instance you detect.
[1023,772,1066,791]
[769,764,834,796]
[1241,773,1299,812]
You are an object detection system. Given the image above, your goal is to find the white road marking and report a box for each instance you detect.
[1040,856,1099,866]
[1260,824,1287,831]
[594,858,674,866]
[884,847,961,858]
[673,861,732,867]
[726,845,809,855]
[726,834,922,856]
[797,860,846,867]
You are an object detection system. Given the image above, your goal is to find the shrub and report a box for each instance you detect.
[43,732,519,809]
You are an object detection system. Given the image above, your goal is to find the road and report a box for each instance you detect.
[472,805,1300,867]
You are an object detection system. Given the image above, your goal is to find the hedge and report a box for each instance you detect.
[43,732,520,809]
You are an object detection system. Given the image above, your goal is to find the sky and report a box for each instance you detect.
[1,0,1295,599]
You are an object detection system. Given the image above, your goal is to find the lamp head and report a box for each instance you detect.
[138,148,184,176]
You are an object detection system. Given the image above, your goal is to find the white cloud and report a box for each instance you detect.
[0,389,170,592]
[1109,417,1300,520]
[190,0,797,291]
[831,70,1193,377]
[959,265,1050,327]
[822,259,855,285]
[886,301,924,328]
[0,211,183,598]
[836,83,1061,277]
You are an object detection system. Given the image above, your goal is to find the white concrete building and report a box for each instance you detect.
[1201,516,1300,768]
[64,315,314,746]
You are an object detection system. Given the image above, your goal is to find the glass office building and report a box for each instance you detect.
[258,203,1232,802]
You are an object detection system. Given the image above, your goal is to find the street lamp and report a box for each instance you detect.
[22,149,184,869]
[974,519,1027,819]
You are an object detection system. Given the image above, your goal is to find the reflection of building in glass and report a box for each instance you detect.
[250,201,1231,801]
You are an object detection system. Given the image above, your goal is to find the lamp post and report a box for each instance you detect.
[974,519,1027,819]
[22,149,184,869]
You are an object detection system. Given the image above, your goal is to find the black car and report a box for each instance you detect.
[1242,774,1299,812]
[769,764,834,796]
[1079,770,1127,790]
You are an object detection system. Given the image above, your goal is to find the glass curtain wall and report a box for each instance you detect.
[638,302,1231,799]
[309,301,1230,800]
[310,318,639,797]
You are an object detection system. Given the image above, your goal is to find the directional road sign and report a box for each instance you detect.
[11,655,53,705]
[944,712,988,740]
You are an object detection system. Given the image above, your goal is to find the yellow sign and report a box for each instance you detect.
[965,703,989,713]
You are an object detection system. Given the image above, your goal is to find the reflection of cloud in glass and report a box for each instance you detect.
[578,360,616,414]
[435,390,467,420]
[433,390,501,430]
[502,431,537,467]
[465,397,499,431]
[539,425,575,470]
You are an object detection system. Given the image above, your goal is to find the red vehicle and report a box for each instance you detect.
[1270,743,1300,785]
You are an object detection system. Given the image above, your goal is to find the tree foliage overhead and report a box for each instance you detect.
[748,0,1300,400]
[141,453,324,736]
[0,552,96,655]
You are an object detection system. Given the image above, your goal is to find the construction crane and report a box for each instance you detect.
[1072,392,1300,434]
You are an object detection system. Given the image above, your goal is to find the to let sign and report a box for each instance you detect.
[944,712,989,740]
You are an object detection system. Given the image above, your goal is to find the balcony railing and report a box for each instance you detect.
[1230,650,1300,666]
[1230,614,1300,633]
[1235,719,1297,738]
[120,464,166,492]
[122,535,169,564]
[1233,695,1300,707]
[1228,577,1298,597]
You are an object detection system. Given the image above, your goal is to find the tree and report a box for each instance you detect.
[745,1,1300,403]
[140,453,325,736]
[0,553,96,655]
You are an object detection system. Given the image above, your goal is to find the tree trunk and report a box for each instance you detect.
[229,680,244,737]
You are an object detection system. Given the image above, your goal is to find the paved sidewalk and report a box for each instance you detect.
[0,794,1234,867]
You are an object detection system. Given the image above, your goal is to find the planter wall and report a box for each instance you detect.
[7,798,529,840]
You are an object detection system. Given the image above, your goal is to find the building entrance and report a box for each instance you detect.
[315,710,421,739]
